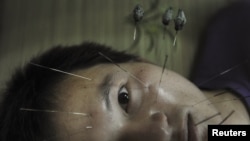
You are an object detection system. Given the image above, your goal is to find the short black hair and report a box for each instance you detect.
[0,42,142,141]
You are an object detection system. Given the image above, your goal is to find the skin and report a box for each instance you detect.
[47,62,249,141]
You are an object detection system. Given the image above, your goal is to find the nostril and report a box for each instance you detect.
[151,112,167,122]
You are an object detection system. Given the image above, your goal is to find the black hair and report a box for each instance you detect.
[0,42,142,141]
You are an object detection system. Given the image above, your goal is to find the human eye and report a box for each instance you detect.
[118,86,130,113]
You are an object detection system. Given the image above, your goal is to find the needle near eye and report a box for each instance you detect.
[98,52,147,87]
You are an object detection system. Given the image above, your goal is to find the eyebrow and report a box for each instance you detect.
[99,73,114,110]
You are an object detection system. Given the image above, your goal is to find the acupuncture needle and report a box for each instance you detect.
[29,62,92,81]
[98,52,147,87]
[20,108,90,117]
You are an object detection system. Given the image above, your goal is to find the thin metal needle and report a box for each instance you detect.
[208,95,250,105]
[195,112,221,126]
[98,52,147,87]
[191,90,228,106]
[133,26,137,40]
[29,62,92,81]
[173,31,178,47]
[20,108,90,117]
[198,60,249,86]
[159,55,168,87]
[154,55,169,103]
[218,110,235,125]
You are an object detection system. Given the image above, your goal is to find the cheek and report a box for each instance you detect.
[117,121,172,141]
[161,81,207,106]
[82,98,127,141]
[157,88,176,103]
[47,114,91,141]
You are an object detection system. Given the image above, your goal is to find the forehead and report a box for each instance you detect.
[57,62,195,95]
[54,62,161,105]
[72,62,161,83]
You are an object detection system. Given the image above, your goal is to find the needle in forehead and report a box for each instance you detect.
[98,52,147,87]
[159,55,168,86]
[20,108,90,117]
[29,62,92,80]
[154,55,168,102]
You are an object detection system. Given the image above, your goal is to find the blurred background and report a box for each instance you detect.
[0,0,239,91]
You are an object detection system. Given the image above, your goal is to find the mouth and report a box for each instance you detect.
[187,114,198,141]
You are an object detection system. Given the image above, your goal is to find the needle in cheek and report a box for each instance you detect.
[197,60,249,86]
[195,112,221,126]
[218,110,235,125]
[191,90,228,106]
[208,95,250,105]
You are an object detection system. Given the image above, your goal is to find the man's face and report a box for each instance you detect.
[49,62,222,141]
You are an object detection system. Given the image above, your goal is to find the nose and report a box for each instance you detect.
[150,112,168,123]
[145,84,173,113]
[118,112,171,141]
[145,85,171,131]
[144,83,190,132]
[149,112,170,136]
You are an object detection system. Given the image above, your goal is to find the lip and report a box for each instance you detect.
[187,114,198,141]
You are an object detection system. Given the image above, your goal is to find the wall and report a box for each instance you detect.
[0,0,238,90]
